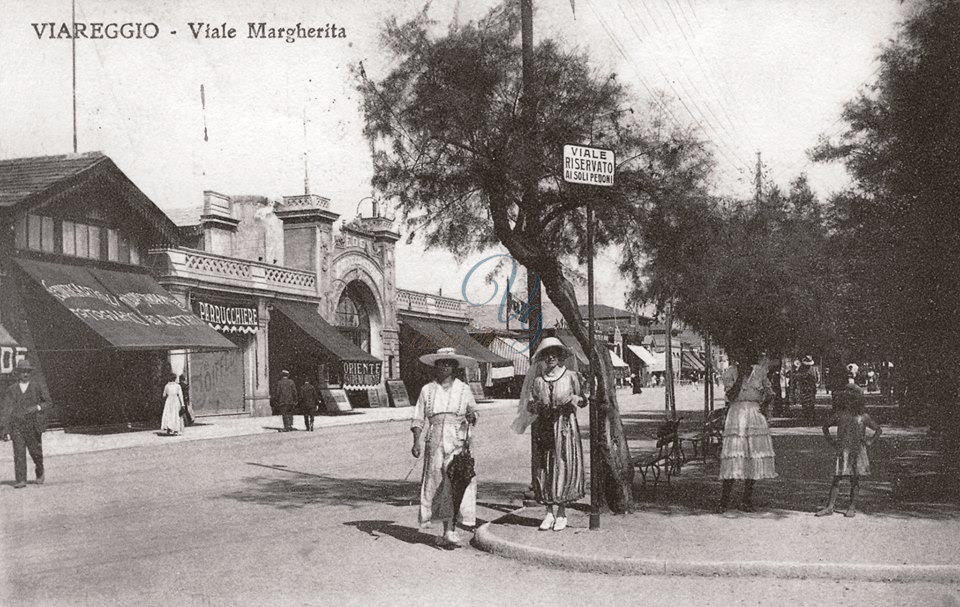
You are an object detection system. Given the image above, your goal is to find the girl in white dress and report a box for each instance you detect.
[160,373,185,436]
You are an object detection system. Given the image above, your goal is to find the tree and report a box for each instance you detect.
[624,173,838,367]
[356,5,715,512]
[813,0,960,468]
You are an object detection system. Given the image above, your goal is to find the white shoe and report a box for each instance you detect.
[444,530,462,545]
[539,512,556,531]
[553,516,568,532]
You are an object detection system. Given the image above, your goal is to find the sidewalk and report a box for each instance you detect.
[0,399,515,459]
[475,422,960,583]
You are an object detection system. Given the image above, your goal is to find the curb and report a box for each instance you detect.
[473,520,960,583]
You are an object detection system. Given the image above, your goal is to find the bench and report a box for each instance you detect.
[633,419,684,491]
[679,408,727,464]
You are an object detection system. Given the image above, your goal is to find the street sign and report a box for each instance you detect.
[563,144,615,187]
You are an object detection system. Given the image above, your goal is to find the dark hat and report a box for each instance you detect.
[801,355,815,366]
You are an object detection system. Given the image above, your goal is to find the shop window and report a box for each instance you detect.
[24,215,55,253]
[14,216,27,250]
[87,225,101,259]
[107,228,119,261]
[118,237,131,264]
[62,221,76,255]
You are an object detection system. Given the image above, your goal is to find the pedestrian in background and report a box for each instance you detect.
[410,347,479,546]
[1,360,49,488]
[300,378,318,431]
[514,337,587,532]
[160,373,185,436]
[816,363,882,517]
[276,370,298,432]
[793,355,820,422]
[716,349,778,513]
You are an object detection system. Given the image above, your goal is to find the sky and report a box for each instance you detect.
[0,0,906,311]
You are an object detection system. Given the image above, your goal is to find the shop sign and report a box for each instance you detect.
[341,361,381,387]
[0,346,28,374]
[192,299,258,333]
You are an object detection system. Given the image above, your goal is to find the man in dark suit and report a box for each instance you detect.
[276,370,298,432]
[300,379,318,431]
[1,360,49,488]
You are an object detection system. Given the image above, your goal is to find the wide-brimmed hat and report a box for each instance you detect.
[419,347,476,368]
[846,363,859,377]
[801,355,815,366]
[15,360,35,372]
[281,369,290,376]
[533,337,572,361]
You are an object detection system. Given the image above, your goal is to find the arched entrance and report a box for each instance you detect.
[334,279,383,359]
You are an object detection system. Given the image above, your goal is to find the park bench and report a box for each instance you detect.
[679,407,727,464]
[633,419,684,492]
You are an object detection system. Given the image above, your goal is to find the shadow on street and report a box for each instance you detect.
[627,426,960,520]
[218,462,528,511]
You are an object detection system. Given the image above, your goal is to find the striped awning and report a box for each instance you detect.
[484,336,531,376]
[682,350,705,372]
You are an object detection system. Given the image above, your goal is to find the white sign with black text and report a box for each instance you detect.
[563,144,615,187]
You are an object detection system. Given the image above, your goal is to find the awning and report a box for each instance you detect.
[682,350,705,372]
[0,323,18,347]
[482,336,531,376]
[0,323,25,375]
[271,301,381,388]
[627,344,656,366]
[555,331,590,367]
[647,351,666,373]
[608,348,629,368]
[14,257,236,351]
[403,318,509,365]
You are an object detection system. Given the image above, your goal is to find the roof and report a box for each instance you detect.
[0,152,108,208]
[165,205,203,227]
[0,151,182,245]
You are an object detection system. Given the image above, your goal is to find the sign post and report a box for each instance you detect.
[562,143,614,530]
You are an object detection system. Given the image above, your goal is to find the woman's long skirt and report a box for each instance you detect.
[160,396,184,434]
[719,400,777,479]
[532,411,586,505]
[419,414,476,529]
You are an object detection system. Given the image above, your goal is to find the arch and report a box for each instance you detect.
[330,270,384,360]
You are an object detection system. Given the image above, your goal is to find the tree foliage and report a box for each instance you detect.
[812,0,960,443]
[357,4,715,511]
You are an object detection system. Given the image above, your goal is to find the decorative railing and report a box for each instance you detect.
[398,288,467,320]
[150,247,317,298]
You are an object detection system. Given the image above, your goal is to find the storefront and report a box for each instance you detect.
[184,293,260,416]
[7,255,235,426]
[399,314,510,402]
[269,300,382,407]
[0,152,237,427]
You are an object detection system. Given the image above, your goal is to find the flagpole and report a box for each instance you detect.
[71,0,77,153]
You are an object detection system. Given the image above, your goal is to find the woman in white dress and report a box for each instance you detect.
[160,373,185,436]
[410,347,479,546]
[717,350,778,512]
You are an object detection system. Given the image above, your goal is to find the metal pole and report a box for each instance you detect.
[520,0,542,504]
[588,202,601,530]
[72,0,78,153]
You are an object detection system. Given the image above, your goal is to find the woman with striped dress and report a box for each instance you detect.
[516,337,587,532]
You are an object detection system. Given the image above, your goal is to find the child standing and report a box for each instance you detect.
[816,364,882,517]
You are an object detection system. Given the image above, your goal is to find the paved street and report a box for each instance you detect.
[1,395,957,606]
